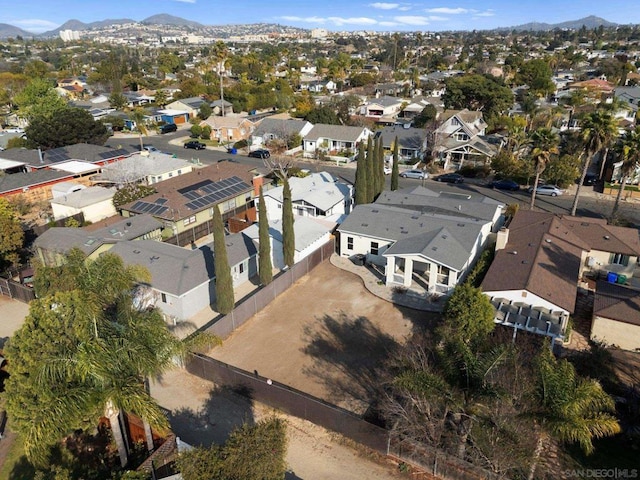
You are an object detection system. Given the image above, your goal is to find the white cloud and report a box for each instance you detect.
[426,7,468,14]
[174,0,196,3]
[378,21,400,27]
[393,15,431,26]
[474,10,495,17]
[11,18,58,32]
[369,2,399,9]
[427,16,448,21]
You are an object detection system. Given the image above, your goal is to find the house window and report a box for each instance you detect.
[454,132,469,141]
[221,198,237,212]
[436,265,450,285]
[610,253,630,266]
[177,169,182,175]
[183,215,196,226]
[371,241,379,255]
[347,237,354,250]
[161,293,167,303]
[239,263,244,274]
[168,172,173,177]
[209,207,214,217]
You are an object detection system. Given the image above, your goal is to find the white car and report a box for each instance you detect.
[528,184,564,196]
[399,169,428,180]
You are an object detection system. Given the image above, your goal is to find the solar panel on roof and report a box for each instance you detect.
[155,198,167,205]
[186,202,198,210]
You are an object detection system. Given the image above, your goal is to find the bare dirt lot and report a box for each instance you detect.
[151,261,439,479]
[207,260,438,413]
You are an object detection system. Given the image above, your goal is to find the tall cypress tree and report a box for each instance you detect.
[213,205,235,314]
[282,177,295,268]
[258,186,273,286]
[375,136,384,197]
[354,142,368,205]
[365,136,375,203]
[391,136,400,191]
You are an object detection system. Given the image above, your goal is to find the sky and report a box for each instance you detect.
[4,0,640,34]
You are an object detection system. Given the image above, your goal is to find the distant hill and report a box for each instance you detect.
[142,14,204,28]
[0,23,36,39]
[508,15,618,31]
[39,18,135,37]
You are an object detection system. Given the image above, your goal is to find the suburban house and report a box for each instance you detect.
[146,108,190,126]
[0,143,133,172]
[302,79,336,93]
[199,116,255,144]
[166,96,209,119]
[243,216,331,271]
[481,211,640,341]
[591,281,640,351]
[361,96,404,120]
[614,86,640,115]
[302,124,372,159]
[91,152,194,186]
[432,109,499,170]
[50,185,117,223]
[261,171,353,224]
[33,214,163,265]
[250,118,313,149]
[119,162,262,243]
[376,126,427,161]
[337,186,503,295]
[210,99,234,116]
[374,82,406,97]
[108,232,257,322]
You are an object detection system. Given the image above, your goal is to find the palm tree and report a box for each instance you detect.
[571,110,618,216]
[526,346,620,480]
[129,107,149,152]
[611,127,640,221]
[529,127,559,209]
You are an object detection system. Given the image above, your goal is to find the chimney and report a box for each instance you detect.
[38,148,44,164]
[495,227,509,251]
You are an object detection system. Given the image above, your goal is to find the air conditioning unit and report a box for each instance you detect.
[587,256,596,268]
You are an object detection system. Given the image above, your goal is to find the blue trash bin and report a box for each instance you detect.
[230,148,237,155]
[607,272,618,284]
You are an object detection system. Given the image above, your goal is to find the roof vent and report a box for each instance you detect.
[372,209,379,213]
[432,246,437,251]
[545,239,552,243]
[361,223,369,227]
[604,235,610,240]
[510,251,518,255]
[133,249,141,254]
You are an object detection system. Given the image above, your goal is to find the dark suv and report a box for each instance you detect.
[248,149,270,159]
[160,123,178,134]
[184,140,206,150]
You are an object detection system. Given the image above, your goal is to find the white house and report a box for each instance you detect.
[337,186,503,296]
[303,124,372,158]
[50,186,117,223]
[92,152,194,186]
[250,118,313,149]
[262,172,353,224]
[362,96,404,119]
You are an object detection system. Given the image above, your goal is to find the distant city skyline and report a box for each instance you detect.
[5,0,640,34]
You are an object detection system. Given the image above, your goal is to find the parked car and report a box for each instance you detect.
[248,149,270,159]
[435,173,464,184]
[159,123,178,134]
[143,145,159,153]
[399,169,428,180]
[184,140,206,150]
[580,173,599,186]
[528,184,564,196]
[489,179,520,191]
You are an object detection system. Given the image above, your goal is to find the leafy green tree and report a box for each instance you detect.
[190,124,203,138]
[305,106,340,125]
[5,136,29,149]
[212,205,234,314]
[544,153,581,188]
[611,127,640,221]
[23,60,50,79]
[441,283,495,345]
[282,177,295,268]
[516,59,554,97]
[529,127,559,209]
[112,184,156,208]
[258,187,273,286]
[108,91,128,110]
[200,124,212,140]
[354,142,369,204]
[153,89,168,108]
[6,251,212,467]
[412,104,437,129]
[0,197,24,267]
[527,346,620,480]
[571,110,618,216]
[391,138,399,191]
[26,107,110,150]
[101,114,125,131]
[13,78,66,121]
[365,136,375,203]
[176,417,287,480]
[199,102,212,120]
[442,74,514,120]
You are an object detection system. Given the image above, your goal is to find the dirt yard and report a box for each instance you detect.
[207,261,437,413]
[151,261,439,479]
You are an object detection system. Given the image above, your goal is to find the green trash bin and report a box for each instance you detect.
[617,274,628,284]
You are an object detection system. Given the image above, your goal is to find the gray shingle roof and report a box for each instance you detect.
[0,169,71,194]
[0,143,135,168]
[368,95,403,108]
[253,118,309,137]
[50,186,115,208]
[376,126,425,150]
[304,124,367,143]
[265,172,350,212]
[338,203,488,271]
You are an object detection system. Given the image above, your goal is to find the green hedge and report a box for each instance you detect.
[605,183,640,192]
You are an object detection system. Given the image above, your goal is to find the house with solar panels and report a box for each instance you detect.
[119,162,261,245]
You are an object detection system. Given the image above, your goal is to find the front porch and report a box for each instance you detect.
[384,255,456,297]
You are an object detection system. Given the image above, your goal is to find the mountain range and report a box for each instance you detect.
[0,14,625,39]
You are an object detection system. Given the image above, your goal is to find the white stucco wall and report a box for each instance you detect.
[483,289,569,316]
[591,316,640,351]
[155,280,215,322]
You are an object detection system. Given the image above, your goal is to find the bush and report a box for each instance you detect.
[464,247,495,288]
[190,125,202,138]
[458,164,491,178]
[233,139,248,149]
